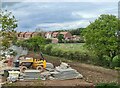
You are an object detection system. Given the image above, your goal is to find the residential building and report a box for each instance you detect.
[52,32,59,38]
[24,32,34,39]
[60,32,72,40]
[45,32,53,39]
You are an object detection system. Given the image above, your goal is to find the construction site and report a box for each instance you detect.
[0,46,118,88]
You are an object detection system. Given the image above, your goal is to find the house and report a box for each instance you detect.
[52,32,59,38]
[45,32,53,39]
[24,32,34,39]
[32,32,39,37]
[17,32,21,38]
[59,32,72,40]
[17,32,45,39]
[72,35,81,41]
[18,32,27,39]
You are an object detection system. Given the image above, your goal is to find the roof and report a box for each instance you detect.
[17,32,21,35]
[60,32,68,35]
[53,32,59,34]
[52,32,59,36]
[25,32,34,35]
[45,32,53,35]
[20,32,27,35]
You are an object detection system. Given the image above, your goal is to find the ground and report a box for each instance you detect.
[44,55,118,84]
[1,53,118,87]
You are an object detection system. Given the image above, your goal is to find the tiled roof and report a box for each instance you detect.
[60,32,68,35]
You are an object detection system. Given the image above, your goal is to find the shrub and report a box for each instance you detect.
[112,55,120,67]
[102,55,111,67]
[95,83,120,88]
[40,45,46,53]
[45,45,53,55]
[46,39,52,44]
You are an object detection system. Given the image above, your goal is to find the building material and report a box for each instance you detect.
[7,71,20,82]
[23,70,41,80]
[49,62,83,80]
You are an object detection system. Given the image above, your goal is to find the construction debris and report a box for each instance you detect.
[18,62,83,81]
[49,62,83,80]
[46,62,54,72]
[7,71,20,82]
[23,70,41,80]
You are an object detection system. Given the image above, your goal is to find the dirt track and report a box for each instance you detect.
[44,55,118,84]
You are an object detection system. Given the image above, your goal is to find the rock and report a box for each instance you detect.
[49,62,83,80]
[46,63,54,69]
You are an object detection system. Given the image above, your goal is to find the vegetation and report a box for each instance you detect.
[0,10,18,50]
[16,36,46,52]
[69,28,85,35]
[41,43,92,63]
[95,83,120,88]
[47,43,87,53]
[57,34,65,43]
[82,14,119,68]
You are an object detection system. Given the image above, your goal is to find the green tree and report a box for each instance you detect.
[82,14,118,67]
[69,28,85,35]
[17,36,46,52]
[0,10,17,50]
[57,34,64,43]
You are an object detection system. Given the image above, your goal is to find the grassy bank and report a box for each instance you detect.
[46,43,88,53]
[42,43,94,64]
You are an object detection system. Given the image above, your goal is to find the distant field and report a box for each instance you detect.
[47,43,88,53]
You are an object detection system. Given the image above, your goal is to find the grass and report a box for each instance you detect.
[46,43,88,53]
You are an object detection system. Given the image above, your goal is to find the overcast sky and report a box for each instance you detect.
[2,0,119,32]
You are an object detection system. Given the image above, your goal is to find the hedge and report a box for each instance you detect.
[41,45,91,63]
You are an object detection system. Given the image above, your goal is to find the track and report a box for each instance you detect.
[44,55,118,84]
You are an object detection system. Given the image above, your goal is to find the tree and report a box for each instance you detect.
[82,14,118,67]
[57,34,64,43]
[0,10,18,50]
[17,36,46,52]
[69,28,85,35]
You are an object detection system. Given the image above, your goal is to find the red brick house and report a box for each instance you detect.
[32,32,40,37]
[18,32,27,39]
[45,32,53,39]
[52,32,59,38]
[17,32,22,37]
[24,32,34,39]
[60,32,72,40]
[17,32,45,39]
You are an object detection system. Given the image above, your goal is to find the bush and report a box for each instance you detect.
[112,55,120,67]
[95,83,120,88]
[40,45,46,53]
[42,44,92,64]
[45,45,53,55]
[102,55,111,67]
[46,39,52,44]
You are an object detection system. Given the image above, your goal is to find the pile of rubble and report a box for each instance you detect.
[5,62,83,82]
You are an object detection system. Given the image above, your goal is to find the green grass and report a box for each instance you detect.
[47,43,88,53]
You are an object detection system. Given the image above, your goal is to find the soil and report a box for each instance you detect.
[44,55,118,84]
[2,53,119,87]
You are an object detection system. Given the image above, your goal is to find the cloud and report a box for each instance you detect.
[2,0,120,2]
[37,20,90,31]
[2,2,118,31]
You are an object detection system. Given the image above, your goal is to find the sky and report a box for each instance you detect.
[1,0,119,32]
